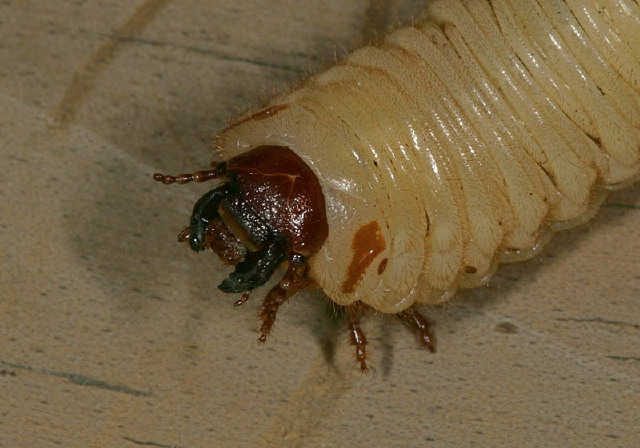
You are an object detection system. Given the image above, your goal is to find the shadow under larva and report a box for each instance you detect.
[154,0,640,371]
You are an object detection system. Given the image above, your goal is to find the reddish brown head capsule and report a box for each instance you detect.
[154,145,328,295]
[225,146,328,258]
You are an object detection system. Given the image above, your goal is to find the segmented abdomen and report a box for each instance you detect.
[218,0,639,312]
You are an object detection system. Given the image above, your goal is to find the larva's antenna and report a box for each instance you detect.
[153,162,226,185]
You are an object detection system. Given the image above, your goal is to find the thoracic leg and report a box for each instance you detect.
[346,301,369,372]
[257,258,310,343]
[398,307,436,353]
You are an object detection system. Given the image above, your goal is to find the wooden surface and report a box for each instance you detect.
[1,1,638,447]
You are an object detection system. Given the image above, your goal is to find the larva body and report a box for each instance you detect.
[156,0,639,369]
[218,0,639,308]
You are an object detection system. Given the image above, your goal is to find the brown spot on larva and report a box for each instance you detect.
[223,104,288,132]
[495,322,519,334]
[464,265,478,274]
[341,221,386,294]
[377,258,388,275]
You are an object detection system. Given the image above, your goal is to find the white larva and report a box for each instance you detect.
[155,0,639,370]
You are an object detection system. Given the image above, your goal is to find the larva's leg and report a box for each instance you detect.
[398,307,436,353]
[257,256,310,343]
[346,301,369,372]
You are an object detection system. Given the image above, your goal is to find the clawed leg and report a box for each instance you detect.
[346,301,369,372]
[398,307,436,353]
[257,256,310,343]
